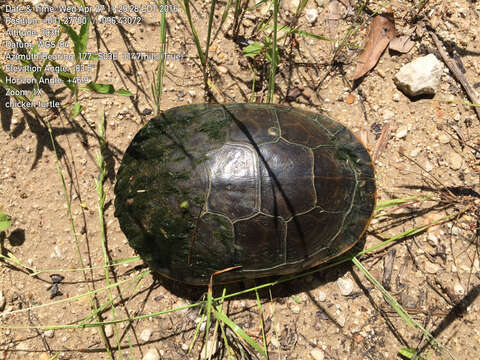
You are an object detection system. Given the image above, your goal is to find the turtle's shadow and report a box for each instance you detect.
[155,235,365,301]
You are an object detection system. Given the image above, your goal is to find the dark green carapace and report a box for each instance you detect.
[114,104,376,285]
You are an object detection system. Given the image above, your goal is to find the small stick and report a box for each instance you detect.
[372,122,390,162]
[430,32,480,121]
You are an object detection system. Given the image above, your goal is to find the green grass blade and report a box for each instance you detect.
[204,289,213,359]
[180,0,206,66]
[295,0,309,15]
[374,196,434,212]
[255,289,269,358]
[154,0,168,115]
[353,257,454,359]
[213,0,233,41]
[205,0,217,72]
[213,309,267,356]
[267,0,279,103]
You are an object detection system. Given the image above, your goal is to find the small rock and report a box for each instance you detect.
[104,324,114,338]
[382,109,395,120]
[337,315,346,327]
[448,152,463,170]
[140,328,152,342]
[394,54,443,96]
[290,304,301,314]
[438,133,450,144]
[217,66,228,74]
[401,293,417,308]
[337,277,354,296]
[316,290,327,302]
[53,245,62,258]
[0,290,5,312]
[44,330,54,338]
[39,353,50,360]
[427,232,438,245]
[271,337,280,348]
[392,92,401,102]
[425,261,441,274]
[305,8,318,23]
[395,126,408,139]
[410,148,421,157]
[451,226,460,236]
[454,282,465,296]
[310,348,325,360]
[425,161,433,172]
[142,348,161,360]
[287,87,303,101]
[345,93,355,104]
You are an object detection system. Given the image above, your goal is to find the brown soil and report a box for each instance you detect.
[1,0,480,359]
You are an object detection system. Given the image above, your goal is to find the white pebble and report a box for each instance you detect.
[382,109,395,120]
[448,152,463,170]
[410,148,421,157]
[454,282,465,296]
[217,66,228,74]
[310,348,325,360]
[316,290,327,302]
[395,126,408,139]
[438,133,450,144]
[290,304,301,314]
[337,277,354,296]
[140,329,152,342]
[425,161,433,172]
[305,8,318,23]
[142,348,161,360]
[271,337,280,348]
[424,261,441,274]
[104,324,114,338]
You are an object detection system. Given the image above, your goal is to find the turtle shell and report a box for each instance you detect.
[114,103,375,285]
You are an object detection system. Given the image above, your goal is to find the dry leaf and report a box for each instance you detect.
[389,35,415,53]
[352,8,395,80]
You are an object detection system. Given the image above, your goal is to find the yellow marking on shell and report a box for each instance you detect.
[267,127,279,136]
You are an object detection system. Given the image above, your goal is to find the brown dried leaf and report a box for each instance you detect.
[352,8,395,80]
[389,35,415,53]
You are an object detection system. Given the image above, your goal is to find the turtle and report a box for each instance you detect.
[114,103,376,285]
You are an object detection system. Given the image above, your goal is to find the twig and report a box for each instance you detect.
[372,122,390,162]
[430,32,480,121]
